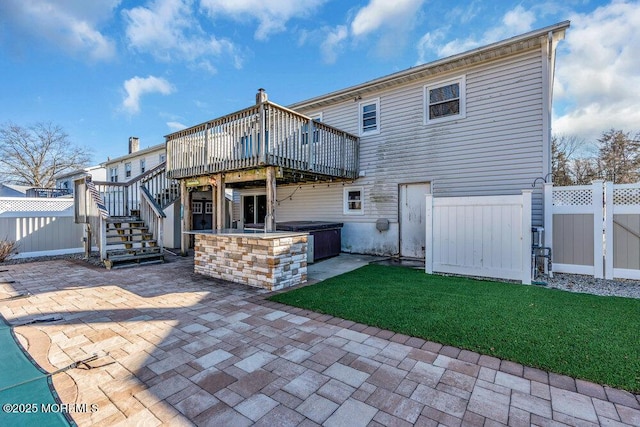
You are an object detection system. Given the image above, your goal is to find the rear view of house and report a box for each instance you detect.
[165,22,569,259]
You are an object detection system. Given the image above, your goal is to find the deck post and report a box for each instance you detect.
[216,173,225,230]
[180,179,191,256]
[265,166,276,231]
[210,178,217,231]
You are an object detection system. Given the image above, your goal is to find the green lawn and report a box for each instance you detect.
[268,264,640,392]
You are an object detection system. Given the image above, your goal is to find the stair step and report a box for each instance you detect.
[104,252,164,270]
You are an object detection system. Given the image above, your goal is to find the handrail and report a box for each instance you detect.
[165,100,359,180]
[140,186,165,254]
[74,176,108,261]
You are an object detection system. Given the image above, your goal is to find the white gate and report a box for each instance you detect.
[544,181,640,280]
[425,191,532,284]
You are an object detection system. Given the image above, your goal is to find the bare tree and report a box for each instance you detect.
[551,134,591,185]
[597,129,640,184]
[0,122,92,187]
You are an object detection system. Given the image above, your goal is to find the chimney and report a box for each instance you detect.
[128,136,139,154]
[256,88,268,104]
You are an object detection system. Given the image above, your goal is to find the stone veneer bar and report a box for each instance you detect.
[188,230,308,291]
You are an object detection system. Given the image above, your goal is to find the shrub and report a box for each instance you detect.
[0,239,17,262]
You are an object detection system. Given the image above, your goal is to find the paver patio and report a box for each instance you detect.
[0,254,639,426]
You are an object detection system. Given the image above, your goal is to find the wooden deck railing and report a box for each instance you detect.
[93,162,179,216]
[166,101,359,180]
[74,176,108,260]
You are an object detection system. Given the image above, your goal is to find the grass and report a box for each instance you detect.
[268,264,640,393]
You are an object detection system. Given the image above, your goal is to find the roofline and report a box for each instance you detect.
[104,142,165,165]
[288,21,570,110]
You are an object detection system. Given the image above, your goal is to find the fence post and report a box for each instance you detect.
[543,182,553,276]
[592,180,604,279]
[521,190,532,285]
[425,194,434,274]
[604,181,614,280]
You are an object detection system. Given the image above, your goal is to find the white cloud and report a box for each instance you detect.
[122,76,175,114]
[351,0,425,37]
[0,0,118,60]
[167,121,187,132]
[416,5,536,62]
[123,0,241,70]
[553,1,640,141]
[200,0,327,40]
[320,26,348,64]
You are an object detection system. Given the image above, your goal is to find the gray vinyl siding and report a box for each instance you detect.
[285,49,547,226]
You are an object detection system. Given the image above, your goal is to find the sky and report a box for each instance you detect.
[0,0,639,165]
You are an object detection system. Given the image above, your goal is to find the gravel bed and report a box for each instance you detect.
[537,273,640,299]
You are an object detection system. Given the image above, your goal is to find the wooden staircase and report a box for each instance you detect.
[103,209,164,269]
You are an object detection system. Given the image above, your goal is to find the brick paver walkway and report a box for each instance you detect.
[0,255,639,426]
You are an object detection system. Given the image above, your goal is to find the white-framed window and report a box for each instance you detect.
[109,167,118,183]
[359,98,380,136]
[192,201,202,214]
[205,202,213,214]
[424,76,466,124]
[159,153,166,163]
[125,162,132,178]
[140,159,146,174]
[343,186,364,215]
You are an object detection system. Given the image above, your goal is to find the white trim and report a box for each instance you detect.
[553,263,594,276]
[424,75,466,125]
[343,186,364,215]
[358,98,380,136]
[12,247,87,259]
[612,268,640,280]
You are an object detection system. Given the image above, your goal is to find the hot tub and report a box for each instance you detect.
[276,221,343,262]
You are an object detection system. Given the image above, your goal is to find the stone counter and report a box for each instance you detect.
[187,230,308,291]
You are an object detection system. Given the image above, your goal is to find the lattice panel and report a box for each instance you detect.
[0,198,73,214]
[552,189,592,206]
[613,187,640,206]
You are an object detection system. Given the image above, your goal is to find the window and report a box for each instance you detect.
[359,99,380,135]
[205,202,213,214]
[243,194,266,225]
[192,201,202,214]
[424,76,466,124]
[109,167,118,183]
[343,187,364,215]
[140,159,146,174]
[125,162,132,178]
[159,153,166,163]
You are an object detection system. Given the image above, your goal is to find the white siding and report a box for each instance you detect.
[233,49,549,256]
[296,50,547,226]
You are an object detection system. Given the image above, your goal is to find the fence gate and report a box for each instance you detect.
[425,191,532,284]
[544,181,640,280]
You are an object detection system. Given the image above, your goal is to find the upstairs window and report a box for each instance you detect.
[425,76,466,124]
[125,162,132,178]
[109,167,118,183]
[140,159,146,174]
[159,153,166,163]
[359,98,380,136]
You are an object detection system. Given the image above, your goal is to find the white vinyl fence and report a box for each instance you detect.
[544,181,640,280]
[425,191,532,284]
[0,197,85,258]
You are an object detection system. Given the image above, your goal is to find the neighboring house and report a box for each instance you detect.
[103,137,165,183]
[0,183,30,197]
[165,22,569,258]
[56,165,107,194]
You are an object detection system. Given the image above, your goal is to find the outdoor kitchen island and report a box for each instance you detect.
[187,229,308,291]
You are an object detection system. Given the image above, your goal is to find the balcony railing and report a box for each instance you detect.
[166,101,359,180]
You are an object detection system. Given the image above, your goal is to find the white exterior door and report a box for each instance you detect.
[400,183,431,258]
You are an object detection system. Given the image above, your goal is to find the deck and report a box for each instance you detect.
[165,101,359,184]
